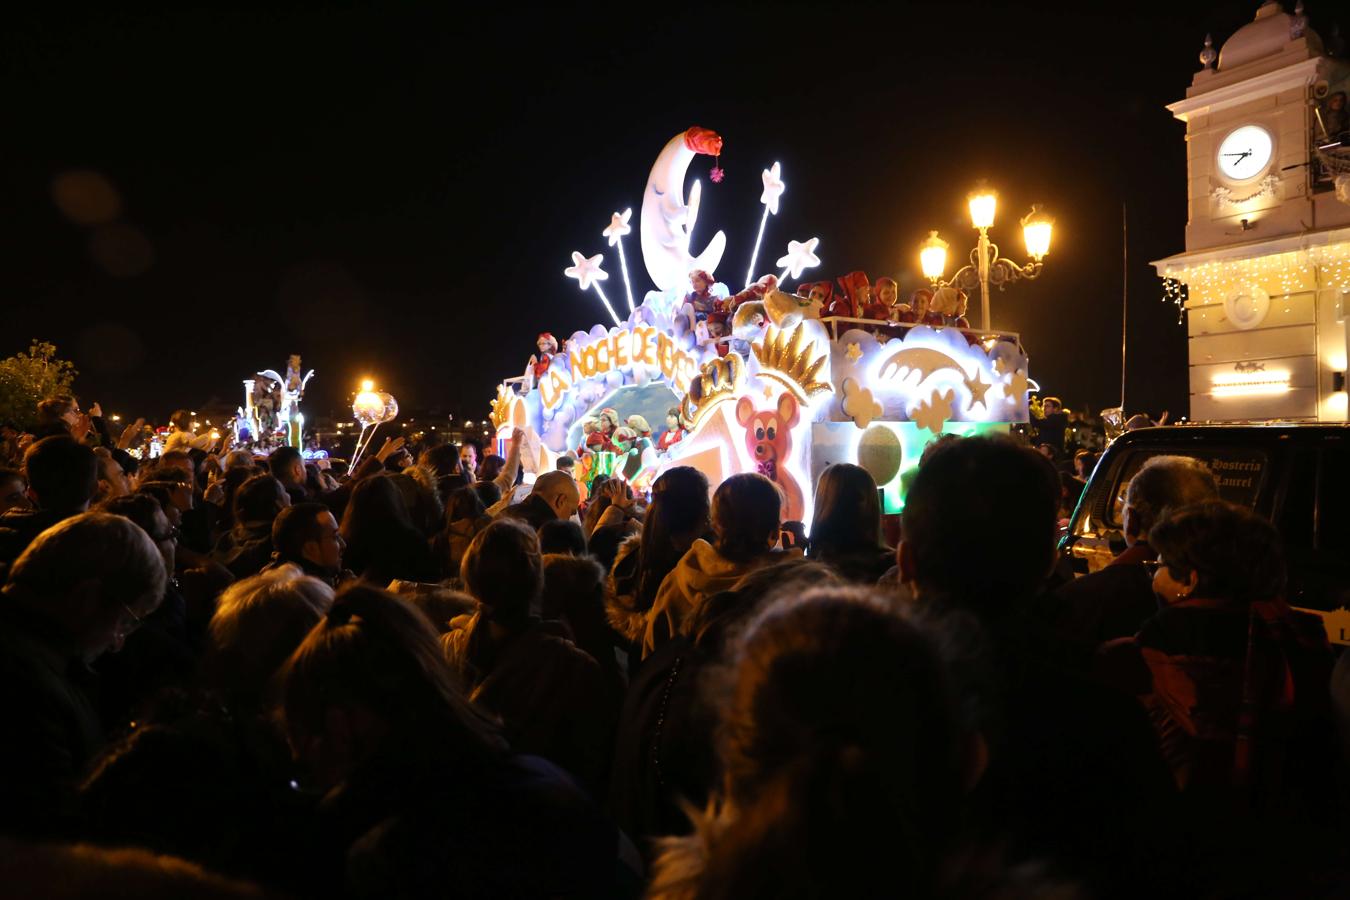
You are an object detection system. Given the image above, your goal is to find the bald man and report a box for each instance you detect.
[500,470,581,531]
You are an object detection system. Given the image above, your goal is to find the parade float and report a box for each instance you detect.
[232,354,318,453]
[488,126,1035,525]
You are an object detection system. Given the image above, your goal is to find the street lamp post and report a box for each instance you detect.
[919,188,1054,331]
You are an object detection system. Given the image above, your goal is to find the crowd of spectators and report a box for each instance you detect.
[0,392,1347,898]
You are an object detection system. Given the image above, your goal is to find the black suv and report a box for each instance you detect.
[1059,423,1350,645]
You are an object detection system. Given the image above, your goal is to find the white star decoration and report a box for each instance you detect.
[776,238,821,280]
[760,162,785,215]
[564,251,608,291]
[602,209,632,247]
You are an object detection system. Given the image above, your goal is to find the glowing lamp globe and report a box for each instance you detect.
[353,382,388,426]
[968,189,997,230]
[1021,205,1054,261]
[919,231,949,281]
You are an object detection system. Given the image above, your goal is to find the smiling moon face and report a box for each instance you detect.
[640,128,727,293]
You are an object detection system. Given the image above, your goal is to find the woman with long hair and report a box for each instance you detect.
[338,473,434,584]
[445,519,615,794]
[806,463,893,584]
[607,467,711,664]
[642,472,780,659]
[648,587,983,899]
[280,584,620,897]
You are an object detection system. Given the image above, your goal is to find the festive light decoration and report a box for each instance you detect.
[640,127,727,292]
[603,208,636,314]
[1158,241,1350,325]
[565,250,621,326]
[745,161,785,288]
[1210,369,1291,398]
[349,378,398,469]
[776,237,821,281]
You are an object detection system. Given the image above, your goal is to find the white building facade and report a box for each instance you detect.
[1152,1,1350,422]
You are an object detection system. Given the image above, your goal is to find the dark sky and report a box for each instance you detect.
[3,2,1333,423]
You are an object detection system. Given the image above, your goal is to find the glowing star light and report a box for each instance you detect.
[602,209,637,315]
[745,161,786,288]
[776,237,821,283]
[564,251,621,327]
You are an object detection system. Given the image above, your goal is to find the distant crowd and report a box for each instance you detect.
[1,390,1347,898]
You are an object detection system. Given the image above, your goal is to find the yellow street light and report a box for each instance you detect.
[968,189,997,230]
[1021,204,1054,261]
[919,231,949,282]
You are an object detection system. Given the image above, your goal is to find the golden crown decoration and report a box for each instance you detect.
[679,352,744,429]
[751,322,832,401]
[489,383,516,431]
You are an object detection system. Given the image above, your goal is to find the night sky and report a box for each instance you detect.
[4,2,1335,424]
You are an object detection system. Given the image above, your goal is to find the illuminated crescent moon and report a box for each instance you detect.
[878,348,965,384]
[640,129,727,293]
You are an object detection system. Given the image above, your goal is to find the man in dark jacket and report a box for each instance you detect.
[0,512,166,836]
[500,471,580,532]
[264,501,349,588]
[0,436,98,572]
[898,435,1180,899]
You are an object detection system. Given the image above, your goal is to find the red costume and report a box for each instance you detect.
[532,332,558,380]
[657,426,686,452]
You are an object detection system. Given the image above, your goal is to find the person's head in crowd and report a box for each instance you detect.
[2,512,166,661]
[23,435,98,515]
[158,450,196,490]
[712,472,782,563]
[199,454,223,486]
[1036,443,1058,463]
[140,478,193,515]
[223,449,254,472]
[1125,413,1155,431]
[539,518,587,556]
[1042,396,1063,416]
[531,470,582,521]
[233,474,289,527]
[655,588,971,898]
[1148,500,1284,607]
[202,565,334,714]
[446,484,487,525]
[388,471,442,538]
[272,502,344,577]
[0,468,29,513]
[1122,455,1219,548]
[101,493,177,579]
[136,483,181,529]
[280,585,507,791]
[168,410,194,434]
[687,558,841,651]
[478,454,506,485]
[218,466,259,524]
[268,446,306,489]
[473,480,502,509]
[1073,449,1097,480]
[93,449,131,503]
[636,466,712,608]
[461,518,542,631]
[35,395,79,432]
[341,473,421,549]
[900,435,1059,611]
[556,454,576,473]
[808,463,886,559]
[418,444,469,500]
[459,439,482,478]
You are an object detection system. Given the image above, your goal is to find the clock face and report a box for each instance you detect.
[1216,125,1273,182]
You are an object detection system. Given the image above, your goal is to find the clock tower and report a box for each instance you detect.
[1152,1,1350,422]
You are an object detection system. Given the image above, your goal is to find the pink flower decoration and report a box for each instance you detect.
[710,166,725,184]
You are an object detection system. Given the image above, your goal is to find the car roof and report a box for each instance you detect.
[1106,423,1350,449]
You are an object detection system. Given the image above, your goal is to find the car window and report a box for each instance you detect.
[1319,448,1350,553]
[1107,448,1268,527]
